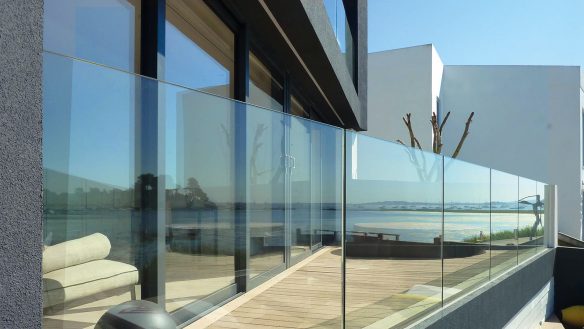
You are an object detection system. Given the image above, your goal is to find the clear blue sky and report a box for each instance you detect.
[369,0,584,69]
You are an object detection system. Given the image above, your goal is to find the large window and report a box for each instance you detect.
[249,52,285,111]
[44,0,141,73]
[165,0,235,98]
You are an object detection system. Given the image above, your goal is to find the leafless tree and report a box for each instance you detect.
[396,111,475,181]
[397,111,474,158]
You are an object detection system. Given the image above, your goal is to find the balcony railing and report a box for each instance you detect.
[42,52,552,328]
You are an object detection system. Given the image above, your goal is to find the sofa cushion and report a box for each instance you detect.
[43,259,138,308]
[43,233,111,274]
[562,305,584,328]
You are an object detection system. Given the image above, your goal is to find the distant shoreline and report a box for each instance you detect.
[349,208,535,214]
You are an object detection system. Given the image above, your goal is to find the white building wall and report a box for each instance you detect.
[366,45,436,147]
[431,46,444,118]
[439,65,582,237]
[367,47,583,238]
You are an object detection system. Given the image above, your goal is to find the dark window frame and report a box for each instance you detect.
[138,0,331,324]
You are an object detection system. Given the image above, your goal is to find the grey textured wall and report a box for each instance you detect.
[0,0,44,328]
[418,249,556,329]
[300,0,365,129]
[356,0,368,130]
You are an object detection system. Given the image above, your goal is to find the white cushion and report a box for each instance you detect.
[43,233,111,274]
[43,259,138,308]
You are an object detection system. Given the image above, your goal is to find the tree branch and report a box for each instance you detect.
[413,137,422,150]
[431,112,444,154]
[439,111,451,134]
[452,112,474,158]
[402,113,418,148]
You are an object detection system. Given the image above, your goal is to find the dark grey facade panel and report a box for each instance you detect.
[554,247,584,317]
[420,249,555,329]
[0,0,44,328]
[356,0,367,129]
[260,0,367,130]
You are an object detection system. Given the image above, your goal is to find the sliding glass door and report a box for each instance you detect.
[289,117,313,263]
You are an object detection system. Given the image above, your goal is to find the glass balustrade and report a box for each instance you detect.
[490,170,520,277]
[42,52,551,329]
[443,158,491,302]
[345,132,443,328]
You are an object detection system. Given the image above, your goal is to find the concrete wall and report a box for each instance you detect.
[418,249,556,329]
[440,66,582,237]
[366,45,436,146]
[503,280,554,329]
[0,0,44,327]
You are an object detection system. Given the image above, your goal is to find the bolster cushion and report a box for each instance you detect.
[43,233,111,274]
[43,259,138,308]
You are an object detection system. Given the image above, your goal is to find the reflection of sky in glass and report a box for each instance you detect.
[43,54,135,189]
[348,133,441,204]
[491,170,519,203]
[165,21,230,94]
[164,88,235,196]
[444,158,490,204]
[44,0,136,72]
[322,0,349,52]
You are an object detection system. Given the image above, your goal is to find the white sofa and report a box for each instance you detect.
[42,233,139,309]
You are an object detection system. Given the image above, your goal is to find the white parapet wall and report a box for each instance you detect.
[439,65,582,238]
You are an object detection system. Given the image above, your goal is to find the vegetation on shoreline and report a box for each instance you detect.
[463,225,544,243]
[354,208,535,214]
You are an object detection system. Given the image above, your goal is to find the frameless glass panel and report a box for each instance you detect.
[443,158,490,302]
[207,114,343,329]
[162,85,237,316]
[536,181,547,252]
[291,95,310,119]
[310,122,323,249]
[290,116,313,261]
[518,177,541,262]
[490,170,519,278]
[249,52,284,112]
[346,132,443,329]
[296,120,343,328]
[165,0,235,98]
[246,105,286,281]
[43,52,146,328]
[44,0,141,73]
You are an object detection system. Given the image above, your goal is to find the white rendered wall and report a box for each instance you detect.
[440,65,582,237]
[431,46,444,118]
[367,45,437,147]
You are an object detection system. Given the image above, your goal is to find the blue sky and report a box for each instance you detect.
[369,0,583,69]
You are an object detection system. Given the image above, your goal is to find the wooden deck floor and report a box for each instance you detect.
[44,246,541,329]
[191,246,532,329]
